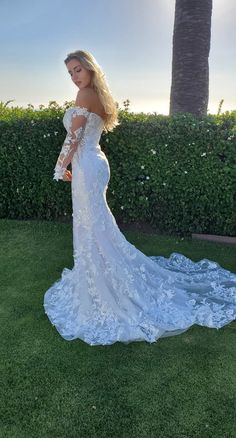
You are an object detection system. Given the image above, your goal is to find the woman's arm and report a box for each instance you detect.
[53,89,92,181]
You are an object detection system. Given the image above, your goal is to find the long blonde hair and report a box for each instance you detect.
[64,50,120,133]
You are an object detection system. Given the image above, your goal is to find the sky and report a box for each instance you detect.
[0,0,235,115]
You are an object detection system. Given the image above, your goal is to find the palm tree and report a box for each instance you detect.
[169,0,213,116]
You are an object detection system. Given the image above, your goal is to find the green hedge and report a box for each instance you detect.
[1,102,235,236]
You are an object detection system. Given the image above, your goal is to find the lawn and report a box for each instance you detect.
[1,218,236,438]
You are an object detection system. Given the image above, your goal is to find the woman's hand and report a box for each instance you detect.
[62,170,72,182]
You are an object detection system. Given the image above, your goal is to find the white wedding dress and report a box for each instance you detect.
[43,106,236,346]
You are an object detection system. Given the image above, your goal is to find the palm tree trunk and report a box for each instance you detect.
[169,0,213,116]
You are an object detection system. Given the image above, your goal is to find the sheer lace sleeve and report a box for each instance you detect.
[53,106,90,181]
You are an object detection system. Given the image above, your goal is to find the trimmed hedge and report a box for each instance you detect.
[1,102,235,235]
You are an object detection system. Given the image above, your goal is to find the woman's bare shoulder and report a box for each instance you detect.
[75,88,93,109]
[75,88,97,105]
[75,88,105,118]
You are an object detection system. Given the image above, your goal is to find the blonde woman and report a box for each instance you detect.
[43,50,236,346]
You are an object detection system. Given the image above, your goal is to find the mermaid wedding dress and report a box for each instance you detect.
[43,106,236,346]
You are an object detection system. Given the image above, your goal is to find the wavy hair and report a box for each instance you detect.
[64,50,120,133]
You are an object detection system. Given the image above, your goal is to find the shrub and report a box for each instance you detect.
[1,102,235,235]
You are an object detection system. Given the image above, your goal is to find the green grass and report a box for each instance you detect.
[1,218,236,438]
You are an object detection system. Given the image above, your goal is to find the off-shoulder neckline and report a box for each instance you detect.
[67,106,104,122]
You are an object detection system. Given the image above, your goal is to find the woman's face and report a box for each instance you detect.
[66,59,92,89]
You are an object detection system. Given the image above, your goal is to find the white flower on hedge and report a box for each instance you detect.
[47,133,50,137]
[201,152,207,157]
[145,196,148,200]
[141,181,144,185]
[146,176,150,180]
[54,131,58,135]
[18,146,22,150]
[43,134,47,138]
[165,144,168,147]
[120,205,124,210]
[105,138,109,143]
[150,149,157,155]
[184,170,188,174]
[31,120,35,124]
[141,165,145,169]
[112,190,115,194]
[163,182,166,186]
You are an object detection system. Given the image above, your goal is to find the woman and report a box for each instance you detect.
[43,49,236,346]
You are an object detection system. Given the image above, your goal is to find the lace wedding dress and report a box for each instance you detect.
[43,106,236,346]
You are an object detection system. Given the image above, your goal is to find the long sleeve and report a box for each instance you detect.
[53,106,89,181]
